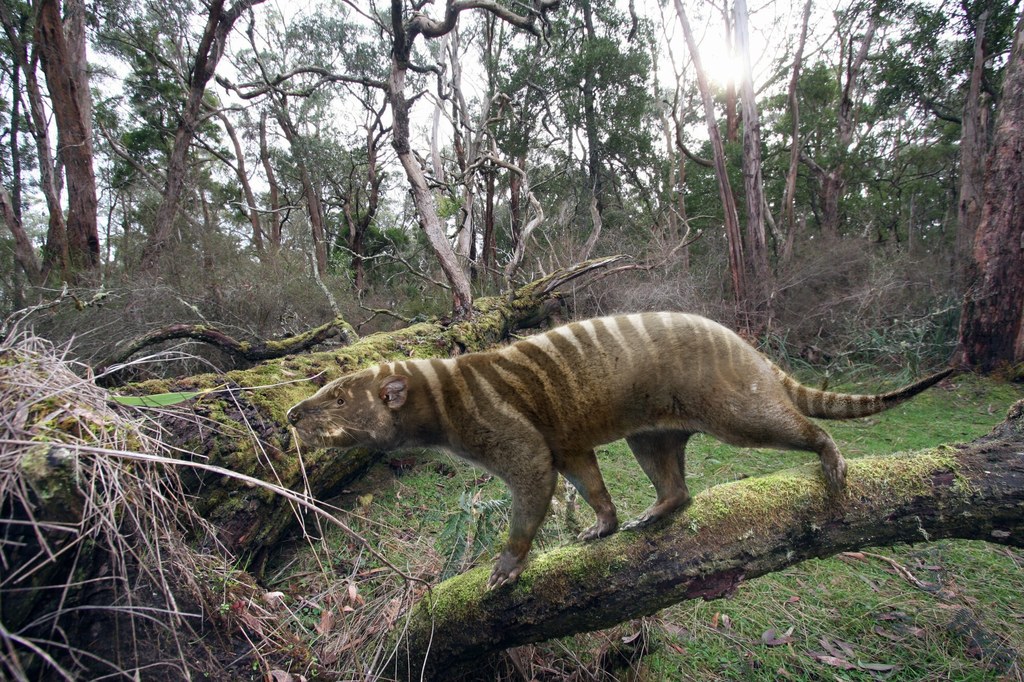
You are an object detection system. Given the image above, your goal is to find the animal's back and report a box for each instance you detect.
[482,312,770,451]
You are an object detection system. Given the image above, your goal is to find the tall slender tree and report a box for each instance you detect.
[140,0,265,270]
[35,0,99,277]
[956,11,1024,372]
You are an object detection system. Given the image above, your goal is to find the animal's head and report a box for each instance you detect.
[286,367,408,449]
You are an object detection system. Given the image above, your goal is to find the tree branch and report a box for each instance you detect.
[397,401,1024,678]
[409,0,560,39]
[96,316,359,381]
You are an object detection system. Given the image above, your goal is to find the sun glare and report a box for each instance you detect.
[700,43,745,88]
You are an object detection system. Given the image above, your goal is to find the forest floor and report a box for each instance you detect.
[254,372,1024,681]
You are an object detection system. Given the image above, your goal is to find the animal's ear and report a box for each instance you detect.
[379,376,408,409]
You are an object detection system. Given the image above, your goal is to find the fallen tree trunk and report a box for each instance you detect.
[395,400,1024,680]
[99,257,624,562]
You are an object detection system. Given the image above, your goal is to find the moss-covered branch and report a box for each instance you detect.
[96,315,359,382]
[395,401,1024,680]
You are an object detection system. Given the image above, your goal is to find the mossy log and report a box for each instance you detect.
[107,257,624,562]
[395,400,1024,680]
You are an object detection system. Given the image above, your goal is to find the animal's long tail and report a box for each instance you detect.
[772,366,955,419]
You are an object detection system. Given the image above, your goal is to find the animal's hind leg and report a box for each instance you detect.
[555,449,618,541]
[717,407,846,496]
[624,430,693,530]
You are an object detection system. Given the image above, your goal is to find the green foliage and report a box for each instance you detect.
[436,490,509,580]
[109,390,205,407]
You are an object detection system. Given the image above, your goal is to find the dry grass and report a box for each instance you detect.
[0,320,432,680]
[0,324,238,679]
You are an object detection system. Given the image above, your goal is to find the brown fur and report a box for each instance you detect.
[287,313,952,587]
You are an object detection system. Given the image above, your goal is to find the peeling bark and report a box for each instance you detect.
[956,12,1024,372]
[396,400,1024,679]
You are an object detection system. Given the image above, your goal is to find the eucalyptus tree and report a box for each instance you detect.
[221,3,392,290]
[94,0,264,274]
[956,9,1024,372]
[870,0,1021,268]
[138,0,265,270]
[0,0,97,283]
[485,0,658,272]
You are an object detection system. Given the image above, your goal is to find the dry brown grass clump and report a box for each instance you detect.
[0,325,241,679]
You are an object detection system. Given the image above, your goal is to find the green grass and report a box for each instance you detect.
[275,373,1024,679]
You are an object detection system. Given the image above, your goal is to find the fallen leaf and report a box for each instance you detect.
[668,643,687,655]
[807,652,856,670]
[347,582,365,606]
[316,609,335,636]
[721,614,732,630]
[873,625,903,642]
[785,596,800,605]
[762,626,795,647]
[660,622,690,639]
[621,630,642,644]
[710,612,720,629]
[264,591,286,609]
[858,662,896,673]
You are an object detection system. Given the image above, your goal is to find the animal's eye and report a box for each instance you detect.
[336,397,346,406]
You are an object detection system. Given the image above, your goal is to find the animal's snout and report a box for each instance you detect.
[286,406,301,426]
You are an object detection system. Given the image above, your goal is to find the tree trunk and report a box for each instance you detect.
[218,112,265,255]
[275,103,329,278]
[778,0,812,264]
[142,0,264,270]
[734,0,771,314]
[259,112,284,253]
[956,8,991,274]
[956,12,1024,373]
[801,13,877,240]
[342,107,384,293]
[580,0,605,246]
[34,0,99,277]
[396,399,1024,679]
[0,1,68,281]
[0,186,43,284]
[675,0,746,305]
[389,56,473,317]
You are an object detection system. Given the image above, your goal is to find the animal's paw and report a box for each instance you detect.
[621,511,656,531]
[622,494,691,531]
[577,515,618,542]
[487,551,524,589]
[823,456,848,497]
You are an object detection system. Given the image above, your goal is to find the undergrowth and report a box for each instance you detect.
[0,328,235,679]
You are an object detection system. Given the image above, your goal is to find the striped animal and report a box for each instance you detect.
[286,312,952,587]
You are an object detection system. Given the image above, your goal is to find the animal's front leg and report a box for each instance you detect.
[488,466,557,589]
